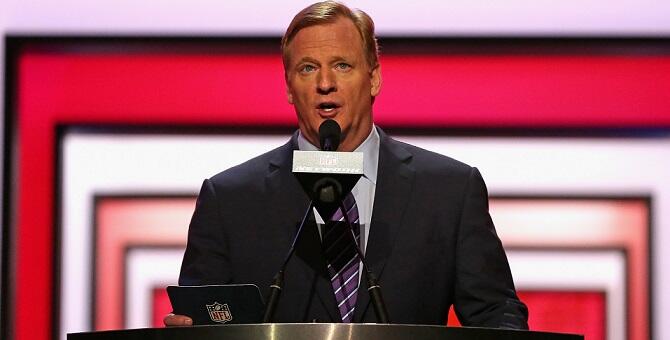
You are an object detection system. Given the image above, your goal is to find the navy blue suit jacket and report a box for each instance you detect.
[179,128,528,328]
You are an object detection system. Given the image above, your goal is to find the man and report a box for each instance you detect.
[165,0,528,328]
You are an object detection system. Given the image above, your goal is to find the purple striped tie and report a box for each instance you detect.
[322,193,360,322]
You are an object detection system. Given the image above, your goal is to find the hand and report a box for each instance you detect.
[163,313,193,327]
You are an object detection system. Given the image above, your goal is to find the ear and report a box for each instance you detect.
[286,83,294,104]
[370,64,382,97]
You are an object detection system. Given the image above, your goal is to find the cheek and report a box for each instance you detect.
[293,100,316,123]
[350,87,372,109]
[294,98,313,115]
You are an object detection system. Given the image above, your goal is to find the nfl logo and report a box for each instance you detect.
[206,302,233,324]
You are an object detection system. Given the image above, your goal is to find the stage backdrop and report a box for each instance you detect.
[4,37,670,340]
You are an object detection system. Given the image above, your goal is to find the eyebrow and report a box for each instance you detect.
[296,57,320,65]
[330,56,351,64]
[296,56,352,66]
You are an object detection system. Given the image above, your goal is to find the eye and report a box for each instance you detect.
[335,63,351,71]
[299,64,317,73]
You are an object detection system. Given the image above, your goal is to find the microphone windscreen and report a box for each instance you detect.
[319,119,341,151]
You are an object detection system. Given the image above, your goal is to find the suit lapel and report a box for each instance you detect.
[354,129,415,322]
[264,133,340,322]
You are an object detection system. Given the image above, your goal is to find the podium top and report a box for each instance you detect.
[68,323,583,340]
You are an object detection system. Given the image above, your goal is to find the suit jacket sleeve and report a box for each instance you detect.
[179,179,232,285]
[453,167,529,329]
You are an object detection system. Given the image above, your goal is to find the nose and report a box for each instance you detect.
[316,68,336,94]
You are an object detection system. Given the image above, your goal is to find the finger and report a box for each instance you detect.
[163,313,193,327]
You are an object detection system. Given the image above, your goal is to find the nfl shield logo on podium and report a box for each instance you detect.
[206,302,233,323]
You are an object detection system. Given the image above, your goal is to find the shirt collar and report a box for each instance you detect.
[297,125,379,185]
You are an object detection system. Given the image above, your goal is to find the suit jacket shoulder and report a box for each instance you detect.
[208,134,296,192]
[383,133,474,176]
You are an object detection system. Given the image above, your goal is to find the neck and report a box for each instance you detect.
[338,124,373,152]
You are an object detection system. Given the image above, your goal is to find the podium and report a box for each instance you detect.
[68,323,583,340]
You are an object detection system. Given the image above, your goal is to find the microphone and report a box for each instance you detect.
[313,119,343,205]
[293,120,363,219]
[319,119,341,151]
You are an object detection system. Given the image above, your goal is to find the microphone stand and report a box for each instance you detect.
[262,200,315,323]
[339,200,390,323]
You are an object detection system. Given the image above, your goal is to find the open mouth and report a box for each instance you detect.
[318,102,340,112]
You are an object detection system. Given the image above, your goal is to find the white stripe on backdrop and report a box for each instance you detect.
[2,0,669,35]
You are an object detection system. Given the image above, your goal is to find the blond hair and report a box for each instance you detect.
[281,1,379,70]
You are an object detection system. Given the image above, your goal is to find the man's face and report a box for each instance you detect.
[285,17,381,152]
